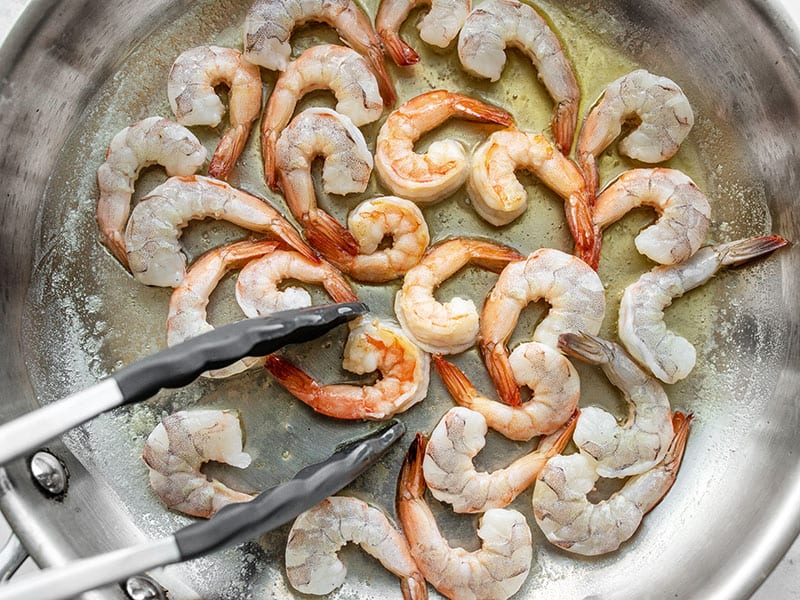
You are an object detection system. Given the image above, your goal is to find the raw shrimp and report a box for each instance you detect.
[285,496,427,599]
[576,70,694,199]
[243,0,396,104]
[142,409,253,518]
[433,341,580,441]
[235,248,358,318]
[394,238,523,355]
[532,412,692,556]
[265,317,430,420]
[375,90,514,204]
[457,0,580,153]
[397,434,533,600]
[167,239,279,378]
[480,248,605,406]
[124,175,316,287]
[96,117,206,268]
[558,332,673,478]
[167,45,262,180]
[262,45,383,190]
[423,406,577,513]
[376,0,470,66]
[619,235,789,384]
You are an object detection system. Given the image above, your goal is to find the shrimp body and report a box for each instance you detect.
[375,90,514,204]
[395,238,524,354]
[457,0,579,153]
[168,46,262,180]
[423,407,577,513]
[532,412,692,556]
[142,410,253,518]
[96,117,206,267]
[286,496,427,599]
[265,317,430,420]
[262,45,383,189]
[397,434,533,600]
[480,248,605,406]
[125,175,316,287]
[619,235,789,383]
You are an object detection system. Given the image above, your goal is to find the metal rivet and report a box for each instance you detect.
[29,451,68,496]
[124,575,166,600]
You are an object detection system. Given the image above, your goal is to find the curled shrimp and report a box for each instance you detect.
[243,0,396,105]
[376,0,470,66]
[532,412,692,556]
[375,90,514,204]
[167,239,280,378]
[96,117,206,268]
[423,406,577,513]
[262,45,383,190]
[558,332,673,478]
[577,69,695,199]
[619,235,789,384]
[480,248,605,407]
[286,496,427,599]
[142,409,253,518]
[457,0,579,153]
[397,434,533,600]
[124,175,316,287]
[167,45,262,180]
[394,238,524,355]
[265,317,430,420]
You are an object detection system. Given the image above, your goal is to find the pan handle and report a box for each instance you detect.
[0,533,27,583]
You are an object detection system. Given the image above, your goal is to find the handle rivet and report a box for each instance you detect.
[29,451,68,496]
[124,575,166,600]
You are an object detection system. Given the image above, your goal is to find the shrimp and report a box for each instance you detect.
[243,0,396,105]
[397,434,533,600]
[457,0,580,154]
[265,317,430,420]
[480,248,605,407]
[423,406,578,513]
[394,238,524,355]
[235,248,358,318]
[558,332,673,478]
[167,45,262,180]
[141,409,254,518]
[576,70,695,199]
[375,90,514,204]
[433,341,580,441]
[262,45,383,190]
[619,235,789,384]
[124,175,317,287]
[167,240,280,378]
[532,412,692,556]
[96,117,206,268]
[286,496,428,599]
[376,0,470,66]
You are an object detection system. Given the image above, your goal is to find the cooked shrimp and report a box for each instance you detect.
[235,248,358,317]
[262,45,383,190]
[286,496,427,599]
[423,407,577,513]
[96,117,206,268]
[577,70,694,199]
[558,332,673,478]
[167,240,279,378]
[243,0,396,105]
[619,235,789,384]
[480,248,605,406]
[532,412,692,556]
[395,238,523,354]
[375,90,514,204]
[457,0,579,153]
[397,434,533,600]
[168,45,262,180]
[142,409,253,518]
[376,0,470,66]
[125,175,316,287]
[265,317,430,420]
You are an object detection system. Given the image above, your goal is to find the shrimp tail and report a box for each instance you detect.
[433,355,480,409]
[380,30,421,67]
[265,354,321,405]
[397,433,428,503]
[536,409,580,456]
[642,411,693,514]
[324,267,361,304]
[261,127,280,192]
[367,46,398,106]
[467,241,525,272]
[577,151,599,202]
[400,572,429,600]
[557,331,613,365]
[451,95,515,127]
[266,216,322,264]
[209,124,249,180]
[481,342,523,407]
[554,99,578,155]
[566,191,600,270]
[101,230,131,270]
[717,234,790,267]
[303,210,361,261]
